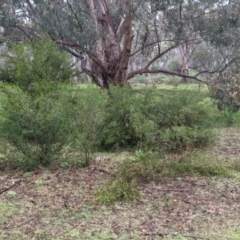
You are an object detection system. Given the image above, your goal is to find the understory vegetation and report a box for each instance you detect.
[0,39,240,239]
[0,39,239,187]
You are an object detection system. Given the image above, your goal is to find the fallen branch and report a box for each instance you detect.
[0,179,21,195]
[154,188,192,192]
[142,232,167,237]
[183,235,209,239]
[142,233,208,239]
[89,167,116,177]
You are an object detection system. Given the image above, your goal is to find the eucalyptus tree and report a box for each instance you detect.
[1,0,240,88]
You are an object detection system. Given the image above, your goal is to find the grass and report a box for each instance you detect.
[0,127,240,239]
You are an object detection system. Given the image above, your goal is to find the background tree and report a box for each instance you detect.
[1,0,240,88]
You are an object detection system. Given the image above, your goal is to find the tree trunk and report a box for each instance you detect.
[82,0,133,88]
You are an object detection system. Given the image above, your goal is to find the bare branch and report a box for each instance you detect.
[48,34,108,76]
[66,0,83,32]
[145,43,179,69]
[25,0,36,15]
[10,24,32,40]
[127,68,208,84]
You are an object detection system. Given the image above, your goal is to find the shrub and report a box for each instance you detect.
[98,85,155,150]
[0,36,74,97]
[142,90,217,151]
[166,58,181,72]
[117,150,164,182]
[0,38,75,170]
[210,59,240,112]
[163,151,233,178]
[98,86,217,152]
[63,87,106,166]
[94,178,140,204]
[0,84,71,169]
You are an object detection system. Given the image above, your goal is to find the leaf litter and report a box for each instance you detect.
[0,128,240,239]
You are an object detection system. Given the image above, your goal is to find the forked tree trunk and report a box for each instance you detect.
[83,0,133,89]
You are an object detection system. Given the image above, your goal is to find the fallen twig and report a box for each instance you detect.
[0,179,21,194]
[183,235,209,240]
[89,167,116,177]
[142,232,167,238]
[154,188,192,192]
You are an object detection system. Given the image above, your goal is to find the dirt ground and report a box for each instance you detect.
[0,128,240,240]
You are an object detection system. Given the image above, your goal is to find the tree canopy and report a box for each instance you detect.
[1,0,240,88]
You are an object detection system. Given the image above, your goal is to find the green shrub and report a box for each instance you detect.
[98,86,217,152]
[94,178,140,204]
[166,58,181,72]
[63,87,106,166]
[0,38,75,170]
[0,37,74,97]
[0,84,71,169]
[142,90,217,151]
[98,85,155,150]
[210,59,240,112]
[117,150,164,182]
[163,151,233,178]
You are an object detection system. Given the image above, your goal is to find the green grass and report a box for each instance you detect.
[163,151,235,178]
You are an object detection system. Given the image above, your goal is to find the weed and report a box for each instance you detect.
[117,150,164,182]
[94,178,140,204]
[60,162,70,168]
[35,180,43,185]
[7,190,17,197]
[0,202,20,225]
[23,172,32,177]
[163,151,233,178]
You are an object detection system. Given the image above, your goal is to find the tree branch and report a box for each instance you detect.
[25,0,36,15]
[10,24,32,40]
[127,68,208,84]
[66,0,83,32]
[48,34,108,76]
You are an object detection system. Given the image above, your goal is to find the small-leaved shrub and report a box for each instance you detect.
[0,38,75,170]
[0,37,73,96]
[62,87,106,166]
[94,178,140,204]
[163,151,233,178]
[98,85,155,150]
[98,86,217,153]
[117,150,164,182]
[141,89,217,151]
[0,84,71,169]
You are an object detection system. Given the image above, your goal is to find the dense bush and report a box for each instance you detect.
[98,86,217,152]
[142,90,217,151]
[0,37,74,96]
[98,85,155,150]
[63,87,105,166]
[211,60,240,112]
[0,38,76,169]
[0,84,71,169]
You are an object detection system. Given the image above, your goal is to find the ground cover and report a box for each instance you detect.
[0,127,240,240]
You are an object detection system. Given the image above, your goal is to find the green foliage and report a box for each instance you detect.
[98,85,154,150]
[63,87,106,166]
[163,151,233,178]
[142,90,217,151]
[211,60,240,112]
[0,37,74,97]
[94,178,140,204]
[0,39,76,170]
[0,84,71,169]
[94,150,162,204]
[117,150,164,182]
[98,86,217,153]
[166,58,181,72]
